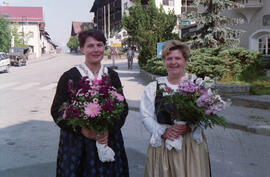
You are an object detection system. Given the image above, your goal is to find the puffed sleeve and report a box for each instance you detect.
[140,81,168,147]
[51,70,81,133]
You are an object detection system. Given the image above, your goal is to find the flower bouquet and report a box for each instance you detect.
[58,75,125,162]
[157,74,229,151]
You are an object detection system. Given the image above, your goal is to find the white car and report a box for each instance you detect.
[0,52,10,73]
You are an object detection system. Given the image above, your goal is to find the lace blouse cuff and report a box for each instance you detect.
[149,125,168,147]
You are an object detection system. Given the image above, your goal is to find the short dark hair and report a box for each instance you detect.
[78,29,107,48]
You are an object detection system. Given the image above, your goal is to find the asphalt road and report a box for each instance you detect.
[0,54,269,177]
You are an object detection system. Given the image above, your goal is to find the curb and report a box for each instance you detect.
[229,96,270,110]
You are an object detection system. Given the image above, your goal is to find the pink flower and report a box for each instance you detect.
[110,91,124,102]
[92,79,102,85]
[165,85,172,93]
[84,102,101,118]
[93,98,99,104]
[63,110,67,119]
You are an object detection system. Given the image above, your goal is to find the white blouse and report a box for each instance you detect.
[75,63,108,80]
[140,77,179,147]
[140,75,204,148]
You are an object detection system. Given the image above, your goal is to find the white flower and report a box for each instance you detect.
[207,88,213,96]
[203,77,215,88]
[189,74,197,82]
[195,78,203,86]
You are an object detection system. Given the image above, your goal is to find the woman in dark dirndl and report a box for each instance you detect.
[51,29,129,177]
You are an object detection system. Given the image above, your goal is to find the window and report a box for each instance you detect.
[258,35,270,56]
[263,15,270,26]
[124,2,128,10]
[163,0,174,6]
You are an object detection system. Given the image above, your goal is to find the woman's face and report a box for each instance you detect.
[80,36,105,65]
[164,49,187,76]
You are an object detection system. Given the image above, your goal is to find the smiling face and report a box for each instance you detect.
[80,36,105,65]
[164,49,187,77]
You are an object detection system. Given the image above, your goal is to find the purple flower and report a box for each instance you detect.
[196,94,214,107]
[165,85,172,93]
[103,100,114,112]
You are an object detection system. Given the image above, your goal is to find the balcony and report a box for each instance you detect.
[235,0,263,8]
[181,6,197,13]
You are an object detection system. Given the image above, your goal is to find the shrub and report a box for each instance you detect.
[186,48,229,79]
[250,78,270,95]
[142,57,167,76]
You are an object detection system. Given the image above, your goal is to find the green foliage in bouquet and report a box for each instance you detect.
[157,88,226,129]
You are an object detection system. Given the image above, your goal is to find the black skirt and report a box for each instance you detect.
[56,129,129,177]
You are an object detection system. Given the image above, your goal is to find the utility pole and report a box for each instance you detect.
[104,5,107,38]
[108,1,110,46]
[22,16,25,45]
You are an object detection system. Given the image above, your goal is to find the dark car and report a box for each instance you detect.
[8,47,29,66]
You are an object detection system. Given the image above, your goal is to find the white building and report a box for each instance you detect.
[228,0,270,56]
[0,6,56,58]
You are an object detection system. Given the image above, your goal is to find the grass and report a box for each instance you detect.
[250,78,270,95]
[218,72,270,95]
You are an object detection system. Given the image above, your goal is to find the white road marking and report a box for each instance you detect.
[13,82,40,90]
[0,82,20,90]
[39,83,57,90]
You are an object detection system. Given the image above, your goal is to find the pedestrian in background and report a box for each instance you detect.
[126,47,134,70]
[140,40,211,177]
[51,29,129,177]
[110,47,117,68]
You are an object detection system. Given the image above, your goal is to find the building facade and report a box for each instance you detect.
[0,6,56,58]
[226,0,270,56]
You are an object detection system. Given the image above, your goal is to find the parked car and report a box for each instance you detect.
[0,52,10,73]
[8,47,29,66]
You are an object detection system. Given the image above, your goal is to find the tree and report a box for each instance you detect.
[181,0,244,48]
[10,24,29,48]
[0,16,11,52]
[122,0,179,66]
[67,36,79,53]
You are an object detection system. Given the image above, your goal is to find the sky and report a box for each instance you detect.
[1,0,95,47]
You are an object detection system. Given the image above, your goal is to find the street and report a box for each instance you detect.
[0,54,269,177]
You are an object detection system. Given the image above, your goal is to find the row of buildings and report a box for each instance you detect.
[89,0,270,56]
[0,5,57,58]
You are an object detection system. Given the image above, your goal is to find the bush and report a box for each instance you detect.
[218,48,266,81]
[186,48,229,79]
[250,78,270,95]
[142,57,167,76]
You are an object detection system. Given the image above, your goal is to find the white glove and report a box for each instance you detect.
[96,142,115,162]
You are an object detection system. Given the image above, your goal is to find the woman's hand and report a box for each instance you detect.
[81,128,97,140]
[96,132,109,145]
[81,128,109,145]
[162,124,191,141]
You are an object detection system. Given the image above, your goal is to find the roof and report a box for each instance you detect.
[71,21,94,36]
[0,6,43,22]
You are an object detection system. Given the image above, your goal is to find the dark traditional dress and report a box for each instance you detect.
[51,64,129,177]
